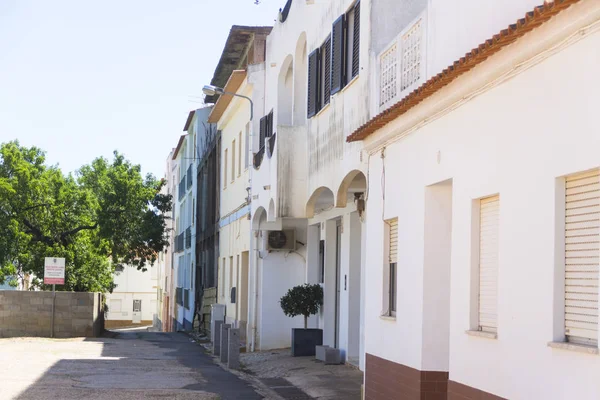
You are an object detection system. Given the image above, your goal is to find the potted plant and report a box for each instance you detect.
[279,283,324,356]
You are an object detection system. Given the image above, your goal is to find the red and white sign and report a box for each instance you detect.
[44,257,65,285]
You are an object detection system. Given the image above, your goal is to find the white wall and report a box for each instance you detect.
[106,264,158,323]
[256,218,307,350]
[364,7,600,398]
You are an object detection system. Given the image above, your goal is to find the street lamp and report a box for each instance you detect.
[202,85,253,121]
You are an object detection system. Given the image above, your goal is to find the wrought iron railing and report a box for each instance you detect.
[176,287,183,306]
[186,165,193,190]
[253,146,265,169]
[184,289,190,309]
[185,227,192,249]
[178,176,186,201]
[175,233,184,253]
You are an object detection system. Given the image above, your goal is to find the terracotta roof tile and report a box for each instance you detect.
[347,0,581,143]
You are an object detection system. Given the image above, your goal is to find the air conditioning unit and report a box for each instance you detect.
[267,229,296,251]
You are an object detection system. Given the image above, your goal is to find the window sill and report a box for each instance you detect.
[340,74,360,93]
[465,330,497,340]
[379,314,396,322]
[548,341,599,355]
[314,102,331,118]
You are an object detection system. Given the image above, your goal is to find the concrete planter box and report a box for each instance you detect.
[291,328,323,357]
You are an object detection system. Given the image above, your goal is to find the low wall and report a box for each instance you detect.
[0,291,104,338]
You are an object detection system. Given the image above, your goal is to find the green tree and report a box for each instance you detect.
[0,141,172,292]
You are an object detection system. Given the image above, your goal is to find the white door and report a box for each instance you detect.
[132,299,142,324]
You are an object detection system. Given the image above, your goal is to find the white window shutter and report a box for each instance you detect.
[389,219,398,264]
[565,169,599,345]
[479,195,499,333]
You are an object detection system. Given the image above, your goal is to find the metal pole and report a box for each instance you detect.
[51,284,55,338]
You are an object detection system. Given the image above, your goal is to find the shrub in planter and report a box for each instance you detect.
[280,283,324,356]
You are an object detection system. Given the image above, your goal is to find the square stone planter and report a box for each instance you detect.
[291,328,323,357]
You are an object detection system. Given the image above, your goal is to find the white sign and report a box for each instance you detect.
[44,257,65,285]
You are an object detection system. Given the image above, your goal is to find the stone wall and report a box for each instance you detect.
[0,291,104,338]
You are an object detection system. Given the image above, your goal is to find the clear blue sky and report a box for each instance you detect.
[0,0,278,178]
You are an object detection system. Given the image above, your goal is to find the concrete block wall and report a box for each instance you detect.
[0,291,104,338]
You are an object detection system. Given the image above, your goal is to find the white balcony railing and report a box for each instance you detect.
[378,12,427,111]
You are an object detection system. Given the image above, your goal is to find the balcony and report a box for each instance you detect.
[175,232,185,253]
[178,176,186,201]
[183,289,190,309]
[176,287,183,306]
[185,227,192,249]
[253,146,265,169]
[186,165,193,190]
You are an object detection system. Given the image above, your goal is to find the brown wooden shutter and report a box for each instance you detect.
[322,36,331,106]
[307,49,319,118]
[331,15,345,94]
[259,116,266,148]
[352,1,360,78]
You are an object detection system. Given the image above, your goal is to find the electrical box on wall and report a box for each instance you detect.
[266,229,296,251]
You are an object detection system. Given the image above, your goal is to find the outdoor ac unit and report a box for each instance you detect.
[267,229,296,251]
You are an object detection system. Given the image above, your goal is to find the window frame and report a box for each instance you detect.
[231,139,236,183]
[223,148,228,189]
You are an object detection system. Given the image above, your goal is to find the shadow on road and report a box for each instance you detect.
[13,331,263,400]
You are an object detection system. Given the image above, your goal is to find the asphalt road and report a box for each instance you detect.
[0,330,265,400]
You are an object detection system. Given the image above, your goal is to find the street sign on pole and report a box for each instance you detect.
[44,257,65,285]
[44,257,65,339]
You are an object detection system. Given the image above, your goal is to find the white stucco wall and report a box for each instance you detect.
[256,218,308,350]
[364,4,600,397]
[217,79,253,328]
[106,264,158,323]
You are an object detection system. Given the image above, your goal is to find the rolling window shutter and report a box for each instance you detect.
[479,195,499,333]
[352,1,360,78]
[323,36,332,105]
[331,15,345,94]
[259,116,266,148]
[565,169,599,345]
[389,219,398,264]
[307,49,319,118]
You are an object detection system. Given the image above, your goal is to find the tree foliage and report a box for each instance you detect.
[0,141,172,292]
[279,283,323,329]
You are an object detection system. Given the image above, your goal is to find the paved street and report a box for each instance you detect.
[0,331,265,400]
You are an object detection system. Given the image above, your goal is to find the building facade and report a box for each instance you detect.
[105,263,158,329]
[350,0,600,399]
[247,0,371,369]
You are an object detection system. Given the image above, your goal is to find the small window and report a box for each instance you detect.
[564,169,599,346]
[238,132,242,176]
[231,139,236,182]
[223,149,228,189]
[385,218,398,316]
[319,240,325,283]
[244,123,250,169]
[133,300,141,313]
[110,299,122,313]
[478,195,499,333]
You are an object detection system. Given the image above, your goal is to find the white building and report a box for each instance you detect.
[105,264,158,328]
[352,0,600,399]
[155,150,176,332]
[172,120,198,331]
[248,0,369,369]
